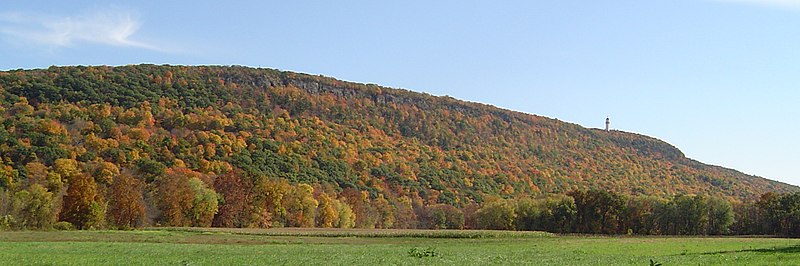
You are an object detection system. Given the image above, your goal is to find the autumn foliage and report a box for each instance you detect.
[0,65,796,234]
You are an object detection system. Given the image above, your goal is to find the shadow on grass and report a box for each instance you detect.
[696,245,800,255]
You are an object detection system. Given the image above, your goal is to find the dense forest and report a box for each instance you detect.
[0,65,796,234]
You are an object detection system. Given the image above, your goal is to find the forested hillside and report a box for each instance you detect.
[0,65,795,230]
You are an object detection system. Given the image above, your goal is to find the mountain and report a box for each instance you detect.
[0,64,794,208]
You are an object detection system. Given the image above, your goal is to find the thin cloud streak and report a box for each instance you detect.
[715,0,800,10]
[0,9,161,51]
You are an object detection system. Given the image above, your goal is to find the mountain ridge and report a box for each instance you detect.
[0,64,795,203]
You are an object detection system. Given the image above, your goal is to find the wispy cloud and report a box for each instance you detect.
[715,0,800,10]
[0,8,161,51]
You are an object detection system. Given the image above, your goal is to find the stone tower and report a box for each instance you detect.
[605,117,610,132]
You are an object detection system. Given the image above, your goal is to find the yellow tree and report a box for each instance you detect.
[374,194,395,229]
[156,167,218,227]
[283,183,318,227]
[250,177,291,228]
[90,161,119,185]
[0,164,19,189]
[60,172,104,229]
[54,158,81,180]
[334,199,356,229]
[315,192,338,228]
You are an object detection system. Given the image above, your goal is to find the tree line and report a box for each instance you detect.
[3,164,800,237]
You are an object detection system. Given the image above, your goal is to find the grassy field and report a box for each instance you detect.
[1,228,799,265]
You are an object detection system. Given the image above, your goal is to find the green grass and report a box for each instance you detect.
[1,229,799,265]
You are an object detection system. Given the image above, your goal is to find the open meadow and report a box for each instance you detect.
[1,228,799,265]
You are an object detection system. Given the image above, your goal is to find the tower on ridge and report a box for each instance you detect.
[605,117,610,132]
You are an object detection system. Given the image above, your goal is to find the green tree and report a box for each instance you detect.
[12,184,55,229]
[777,192,800,237]
[706,196,734,235]
[420,204,464,229]
[476,199,515,230]
[623,196,664,235]
[515,195,577,233]
[545,195,577,233]
[755,192,782,235]
[515,198,543,231]
[188,177,219,227]
[569,189,625,234]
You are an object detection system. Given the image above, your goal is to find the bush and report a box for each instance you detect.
[408,247,438,258]
[0,215,14,230]
[53,221,75,231]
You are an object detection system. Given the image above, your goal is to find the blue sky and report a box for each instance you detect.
[1,1,799,185]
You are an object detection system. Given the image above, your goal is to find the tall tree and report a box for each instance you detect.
[283,183,318,227]
[12,184,55,229]
[475,199,515,230]
[569,189,625,234]
[108,172,146,228]
[188,177,219,227]
[706,196,734,235]
[315,192,338,228]
[61,172,104,229]
[155,168,194,226]
[334,198,356,228]
[212,171,250,228]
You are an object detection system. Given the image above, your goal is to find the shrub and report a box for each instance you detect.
[53,221,75,231]
[0,215,14,230]
[408,247,438,258]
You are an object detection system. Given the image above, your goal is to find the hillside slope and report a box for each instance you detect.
[0,65,794,206]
